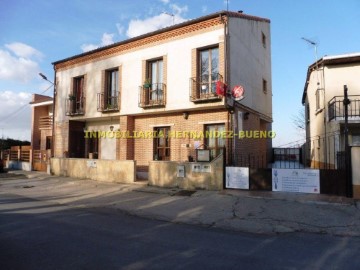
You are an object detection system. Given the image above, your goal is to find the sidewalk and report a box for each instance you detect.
[1,170,360,236]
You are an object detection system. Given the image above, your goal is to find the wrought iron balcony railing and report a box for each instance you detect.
[97,92,120,112]
[189,73,223,102]
[328,95,360,121]
[65,97,85,116]
[139,83,166,108]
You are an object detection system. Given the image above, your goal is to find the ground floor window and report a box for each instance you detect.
[205,124,225,159]
[154,127,170,161]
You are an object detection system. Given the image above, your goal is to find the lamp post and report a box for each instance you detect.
[343,85,352,198]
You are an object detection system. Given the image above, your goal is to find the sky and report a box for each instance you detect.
[0,0,360,146]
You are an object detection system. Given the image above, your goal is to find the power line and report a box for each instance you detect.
[0,83,53,125]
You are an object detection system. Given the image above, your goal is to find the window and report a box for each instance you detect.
[147,59,163,102]
[306,104,310,123]
[262,79,267,94]
[46,136,52,150]
[205,124,225,160]
[262,32,266,48]
[199,46,219,95]
[316,88,321,111]
[154,127,170,161]
[105,69,119,109]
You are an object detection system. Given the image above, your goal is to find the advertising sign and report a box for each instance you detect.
[226,167,249,189]
[272,169,320,194]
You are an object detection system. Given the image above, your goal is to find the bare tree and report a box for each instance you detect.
[292,108,306,130]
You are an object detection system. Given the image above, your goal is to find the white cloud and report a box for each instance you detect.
[0,47,40,83]
[170,4,188,15]
[116,23,125,35]
[0,90,32,140]
[160,0,170,3]
[81,32,115,52]
[5,42,43,59]
[126,5,188,38]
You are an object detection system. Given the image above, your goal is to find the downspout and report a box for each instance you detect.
[51,65,57,158]
[223,13,233,165]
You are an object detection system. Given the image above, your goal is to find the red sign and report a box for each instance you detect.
[232,85,245,100]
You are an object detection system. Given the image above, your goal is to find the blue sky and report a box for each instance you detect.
[0,0,359,145]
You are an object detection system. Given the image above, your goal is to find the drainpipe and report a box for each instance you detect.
[52,66,57,158]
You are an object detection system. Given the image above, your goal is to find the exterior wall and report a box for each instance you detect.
[51,158,136,183]
[228,17,272,120]
[232,108,272,166]
[133,109,230,171]
[149,155,223,190]
[31,105,49,150]
[54,27,226,123]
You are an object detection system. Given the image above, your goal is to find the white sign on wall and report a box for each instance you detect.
[272,169,320,194]
[226,167,249,189]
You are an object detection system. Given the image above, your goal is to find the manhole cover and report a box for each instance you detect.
[172,190,196,197]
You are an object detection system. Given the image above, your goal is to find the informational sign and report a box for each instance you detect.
[87,160,97,168]
[197,149,211,162]
[225,167,249,189]
[177,165,185,178]
[272,169,320,194]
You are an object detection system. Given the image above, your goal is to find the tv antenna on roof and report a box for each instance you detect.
[302,37,320,85]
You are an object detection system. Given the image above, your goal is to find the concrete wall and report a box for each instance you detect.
[51,158,136,183]
[7,161,32,171]
[352,146,360,199]
[148,155,223,190]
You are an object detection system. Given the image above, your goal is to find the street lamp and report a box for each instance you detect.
[39,73,54,85]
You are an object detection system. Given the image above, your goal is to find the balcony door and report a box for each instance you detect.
[106,69,119,108]
[73,76,84,113]
[199,47,219,95]
[148,59,163,102]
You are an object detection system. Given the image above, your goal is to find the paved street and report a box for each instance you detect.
[1,192,360,270]
[1,171,360,269]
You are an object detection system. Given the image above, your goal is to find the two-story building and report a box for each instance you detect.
[302,52,360,198]
[52,10,272,181]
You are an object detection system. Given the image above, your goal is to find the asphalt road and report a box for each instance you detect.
[1,193,359,270]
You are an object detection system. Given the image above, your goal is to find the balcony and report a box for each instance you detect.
[97,92,119,112]
[190,73,223,103]
[39,115,53,129]
[65,97,85,116]
[328,95,360,121]
[139,83,166,108]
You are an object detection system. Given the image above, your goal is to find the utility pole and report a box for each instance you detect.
[343,85,353,198]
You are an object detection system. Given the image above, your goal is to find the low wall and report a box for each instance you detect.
[149,155,223,191]
[51,158,136,183]
[352,146,360,199]
[7,161,32,171]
